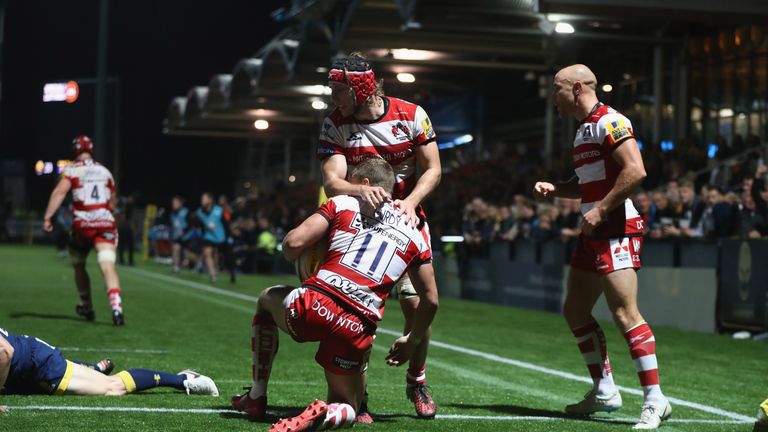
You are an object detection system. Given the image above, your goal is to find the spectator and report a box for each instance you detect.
[556,198,582,242]
[254,216,277,274]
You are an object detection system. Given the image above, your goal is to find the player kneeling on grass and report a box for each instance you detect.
[231,157,439,431]
[0,326,218,398]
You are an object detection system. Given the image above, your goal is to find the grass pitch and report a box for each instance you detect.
[0,244,765,431]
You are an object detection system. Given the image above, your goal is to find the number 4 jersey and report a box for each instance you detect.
[306,196,432,323]
[63,159,116,230]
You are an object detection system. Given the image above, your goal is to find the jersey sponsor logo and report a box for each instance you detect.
[323,272,382,310]
[632,238,642,251]
[573,150,601,162]
[347,131,363,142]
[317,144,336,155]
[606,118,630,142]
[422,116,435,139]
[333,356,360,371]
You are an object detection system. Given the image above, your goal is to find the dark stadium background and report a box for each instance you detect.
[0,0,284,208]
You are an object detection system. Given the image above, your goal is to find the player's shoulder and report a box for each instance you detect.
[386,96,421,117]
[325,108,355,127]
[595,105,631,125]
[327,195,361,212]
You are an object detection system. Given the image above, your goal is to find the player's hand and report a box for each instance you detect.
[359,185,390,208]
[43,219,54,232]
[581,206,607,236]
[533,182,556,201]
[394,199,419,226]
[385,335,417,367]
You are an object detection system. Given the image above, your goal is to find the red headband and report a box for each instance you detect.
[328,68,377,106]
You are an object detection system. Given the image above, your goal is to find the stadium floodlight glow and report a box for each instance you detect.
[34,160,45,176]
[43,80,79,103]
[288,175,296,183]
[298,85,332,96]
[391,49,438,61]
[254,119,269,130]
[316,67,328,73]
[554,22,575,34]
[282,39,300,48]
[440,235,465,243]
[719,108,734,118]
[396,73,415,83]
[601,84,613,92]
[311,100,328,110]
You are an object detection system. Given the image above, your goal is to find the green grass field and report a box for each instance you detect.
[0,244,765,431]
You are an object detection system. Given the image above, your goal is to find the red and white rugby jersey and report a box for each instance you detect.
[317,96,437,201]
[573,104,643,238]
[62,159,116,229]
[305,196,432,322]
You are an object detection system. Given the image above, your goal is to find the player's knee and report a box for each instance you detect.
[70,252,86,266]
[104,376,127,396]
[97,249,117,264]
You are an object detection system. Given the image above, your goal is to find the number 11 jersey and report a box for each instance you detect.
[306,196,432,322]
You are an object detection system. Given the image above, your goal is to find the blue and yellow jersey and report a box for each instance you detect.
[0,327,72,395]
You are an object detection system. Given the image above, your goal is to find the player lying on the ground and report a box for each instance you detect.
[230,157,439,431]
[0,326,218,397]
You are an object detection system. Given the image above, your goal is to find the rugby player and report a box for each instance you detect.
[231,157,439,431]
[317,52,442,420]
[533,64,671,429]
[0,326,218,397]
[43,135,125,326]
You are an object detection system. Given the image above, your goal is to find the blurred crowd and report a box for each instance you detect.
[150,180,318,279]
[427,138,768,249]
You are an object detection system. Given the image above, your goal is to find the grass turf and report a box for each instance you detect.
[0,244,765,431]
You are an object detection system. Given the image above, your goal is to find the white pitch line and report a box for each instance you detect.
[126,267,755,423]
[60,347,168,354]
[4,405,754,425]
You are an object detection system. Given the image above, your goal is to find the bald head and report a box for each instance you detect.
[552,64,600,120]
[555,64,597,92]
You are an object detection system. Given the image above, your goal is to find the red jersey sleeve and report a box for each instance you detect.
[597,112,634,150]
[315,198,338,223]
[317,117,345,160]
[412,105,437,146]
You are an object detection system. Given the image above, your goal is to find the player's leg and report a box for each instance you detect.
[203,244,217,282]
[399,285,436,419]
[172,241,182,272]
[94,240,124,325]
[562,261,621,414]
[62,362,217,396]
[602,268,670,429]
[232,285,294,417]
[70,246,95,321]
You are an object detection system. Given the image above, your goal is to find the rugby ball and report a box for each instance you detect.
[295,238,327,282]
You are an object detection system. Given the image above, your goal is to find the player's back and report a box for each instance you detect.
[305,196,431,322]
[64,159,116,229]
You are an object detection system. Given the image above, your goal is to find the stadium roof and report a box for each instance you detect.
[164,0,768,140]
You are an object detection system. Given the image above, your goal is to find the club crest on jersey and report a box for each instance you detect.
[606,118,630,142]
[391,122,410,140]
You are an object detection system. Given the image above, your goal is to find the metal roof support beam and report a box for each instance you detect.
[330,0,361,55]
[367,56,548,71]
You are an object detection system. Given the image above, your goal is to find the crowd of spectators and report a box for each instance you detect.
[427,137,768,254]
[151,180,318,278]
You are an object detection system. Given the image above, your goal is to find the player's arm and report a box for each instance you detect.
[282,213,330,261]
[43,177,72,232]
[533,176,581,201]
[582,138,647,235]
[386,261,439,366]
[321,154,390,206]
[0,335,14,392]
[396,141,441,225]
